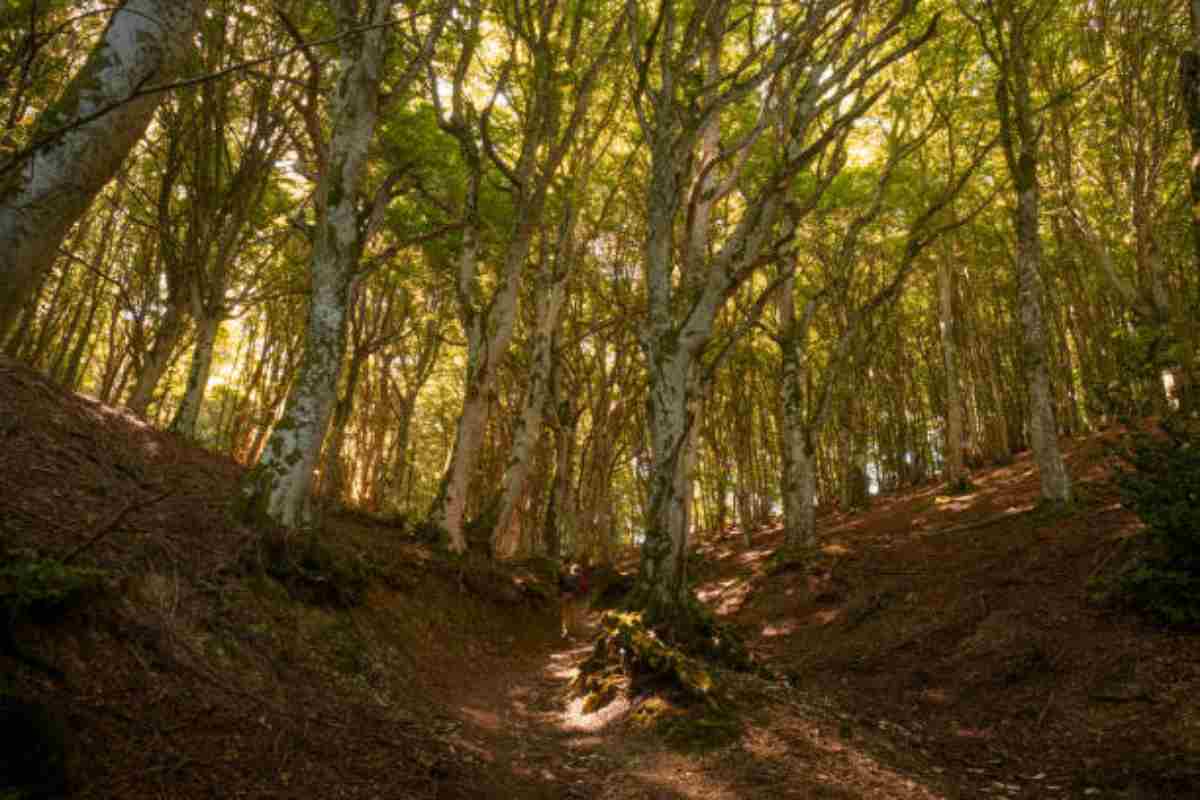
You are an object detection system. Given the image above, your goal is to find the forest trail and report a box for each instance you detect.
[433,609,951,800]
[3,356,1199,799]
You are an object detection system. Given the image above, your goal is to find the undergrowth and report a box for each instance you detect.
[0,552,105,619]
[1104,414,1200,625]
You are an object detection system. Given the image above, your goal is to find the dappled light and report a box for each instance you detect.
[1,0,1196,796]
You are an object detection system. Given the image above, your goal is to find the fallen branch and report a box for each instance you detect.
[61,490,171,565]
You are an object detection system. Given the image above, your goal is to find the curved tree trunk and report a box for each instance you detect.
[0,0,201,339]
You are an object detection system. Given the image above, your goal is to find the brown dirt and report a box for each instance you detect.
[2,354,1198,799]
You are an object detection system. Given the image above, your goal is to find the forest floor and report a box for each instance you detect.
[2,353,1199,799]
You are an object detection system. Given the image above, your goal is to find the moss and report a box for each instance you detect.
[0,551,105,620]
[574,611,723,708]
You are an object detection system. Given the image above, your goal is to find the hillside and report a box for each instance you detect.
[2,354,1198,800]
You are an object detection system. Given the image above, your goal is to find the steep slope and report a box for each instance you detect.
[4,354,1197,800]
[0,356,563,799]
[691,432,1200,798]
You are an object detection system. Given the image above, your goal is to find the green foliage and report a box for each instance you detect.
[1109,416,1200,625]
[0,552,104,618]
[1085,322,1173,421]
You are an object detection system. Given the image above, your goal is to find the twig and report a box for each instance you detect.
[61,490,171,565]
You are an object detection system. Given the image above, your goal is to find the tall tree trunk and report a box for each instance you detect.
[126,302,186,415]
[937,250,966,487]
[779,277,818,550]
[321,348,368,505]
[1013,171,1071,501]
[981,0,1072,502]
[170,312,220,438]
[1181,0,1200,410]
[493,278,566,557]
[0,1,201,340]
[61,287,102,390]
[242,3,391,528]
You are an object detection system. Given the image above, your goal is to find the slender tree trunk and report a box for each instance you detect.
[937,251,966,487]
[779,277,817,550]
[493,264,568,557]
[983,0,1072,502]
[542,400,577,560]
[61,288,102,390]
[1180,0,1200,410]
[170,312,220,437]
[243,4,390,527]
[321,349,367,504]
[1014,173,1071,502]
[127,301,184,411]
[0,0,201,340]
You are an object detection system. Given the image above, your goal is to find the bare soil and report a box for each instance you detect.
[2,354,1198,799]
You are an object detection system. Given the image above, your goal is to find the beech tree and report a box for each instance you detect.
[625,0,936,631]
[963,0,1072,504]
[243,0,449,526]
[0,1,204,342]
[425,0,624,552]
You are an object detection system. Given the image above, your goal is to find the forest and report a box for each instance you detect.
[1,0,1199,798]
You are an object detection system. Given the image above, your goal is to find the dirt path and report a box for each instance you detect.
[437,612,953,800]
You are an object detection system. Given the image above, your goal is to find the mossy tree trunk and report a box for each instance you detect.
[0,0,203,340]
[971,0,1072,503]
[625,0,933,635]
[243,0,392,527]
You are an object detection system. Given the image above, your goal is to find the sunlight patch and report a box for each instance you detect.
[762,620,798,637]
[560,693,630,733]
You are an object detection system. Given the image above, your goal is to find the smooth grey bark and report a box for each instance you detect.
[245,1,394,527]
[170,311,220,437]
[493,261,569,557]
[428,0,621,551]
[778,276,821,550]
[625,0,935,629]
[937,248,966,488]
[0,0,202,340]
[970,0,1071,503]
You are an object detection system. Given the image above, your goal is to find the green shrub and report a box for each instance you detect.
[1112,415,1200,625]
[0,552,104,619]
